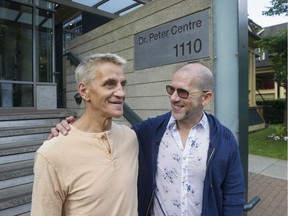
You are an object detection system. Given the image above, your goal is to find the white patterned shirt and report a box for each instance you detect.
[151,113,210,216]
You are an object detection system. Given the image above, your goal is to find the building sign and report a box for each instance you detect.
[134,9,210,70]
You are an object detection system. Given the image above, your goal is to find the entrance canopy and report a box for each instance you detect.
[50,0,152,21]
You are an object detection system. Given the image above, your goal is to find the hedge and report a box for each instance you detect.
[256,99,286,124]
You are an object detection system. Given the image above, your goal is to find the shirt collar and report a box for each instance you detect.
[167,112,209,131]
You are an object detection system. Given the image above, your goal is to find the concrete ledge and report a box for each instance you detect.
[36,84,57,110]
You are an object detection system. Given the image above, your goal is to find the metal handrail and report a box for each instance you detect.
[256,89,266,104]
[66,52,81,66]
[243,196,261,211]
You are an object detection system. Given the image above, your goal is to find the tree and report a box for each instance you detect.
[262,0,288,16]
[258,0,287,136]
[260,0,287,89]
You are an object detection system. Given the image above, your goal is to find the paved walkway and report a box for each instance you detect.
[247,154,287,216]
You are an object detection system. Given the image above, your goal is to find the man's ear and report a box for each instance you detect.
[78,82,90,102]
[202,91,213,107]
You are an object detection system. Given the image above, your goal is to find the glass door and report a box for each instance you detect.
[0,0,54,108]
[0,1,33,107]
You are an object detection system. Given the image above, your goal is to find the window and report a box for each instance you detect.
[36,8,53,82]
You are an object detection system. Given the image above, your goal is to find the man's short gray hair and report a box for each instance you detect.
[75,53,127,84]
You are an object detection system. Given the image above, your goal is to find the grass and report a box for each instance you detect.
[248,124,287,160]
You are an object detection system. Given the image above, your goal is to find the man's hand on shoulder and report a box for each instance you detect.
[47,116,76,140]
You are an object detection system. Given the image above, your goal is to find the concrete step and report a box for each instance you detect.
[0,109,75,121]
[0,118,60,129]
[0,203,31,216]
[0,160,34,181]
[0,152,35,165]
[0,109,76,215]
[0,175,34,190]
[0,140,42,157]
[0,133,48,145]
[0,183,33,211]
[0,125,52,138]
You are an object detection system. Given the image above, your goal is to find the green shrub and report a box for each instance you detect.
[273,124,286,137]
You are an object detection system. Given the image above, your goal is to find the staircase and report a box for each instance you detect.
[0,109,76,216]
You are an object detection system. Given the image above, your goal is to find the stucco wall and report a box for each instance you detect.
[64,0,214,122]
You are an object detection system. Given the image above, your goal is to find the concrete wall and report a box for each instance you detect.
[36,84,57,110]
[64,0,214,122]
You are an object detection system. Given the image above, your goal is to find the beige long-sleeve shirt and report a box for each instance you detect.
[31,122,139,216]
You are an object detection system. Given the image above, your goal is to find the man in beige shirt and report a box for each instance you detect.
[31,53,139,216]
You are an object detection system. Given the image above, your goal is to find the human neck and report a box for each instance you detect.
[73,112,112,133]
[176,113,203,131]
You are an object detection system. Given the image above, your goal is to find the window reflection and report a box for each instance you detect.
[36,8,53,82]
[0,1,33,82]
[0,83,33,107]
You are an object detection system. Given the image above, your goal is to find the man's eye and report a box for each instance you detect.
[106,81,116,87]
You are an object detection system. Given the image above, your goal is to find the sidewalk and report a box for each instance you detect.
[247,154,287,216]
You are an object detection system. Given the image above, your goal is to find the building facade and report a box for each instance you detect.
[0,0,144,111]
[255,23,287,102]
[1,0,269,129]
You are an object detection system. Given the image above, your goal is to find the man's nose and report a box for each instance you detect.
[170,90,180,101]
[113,86,125,97]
